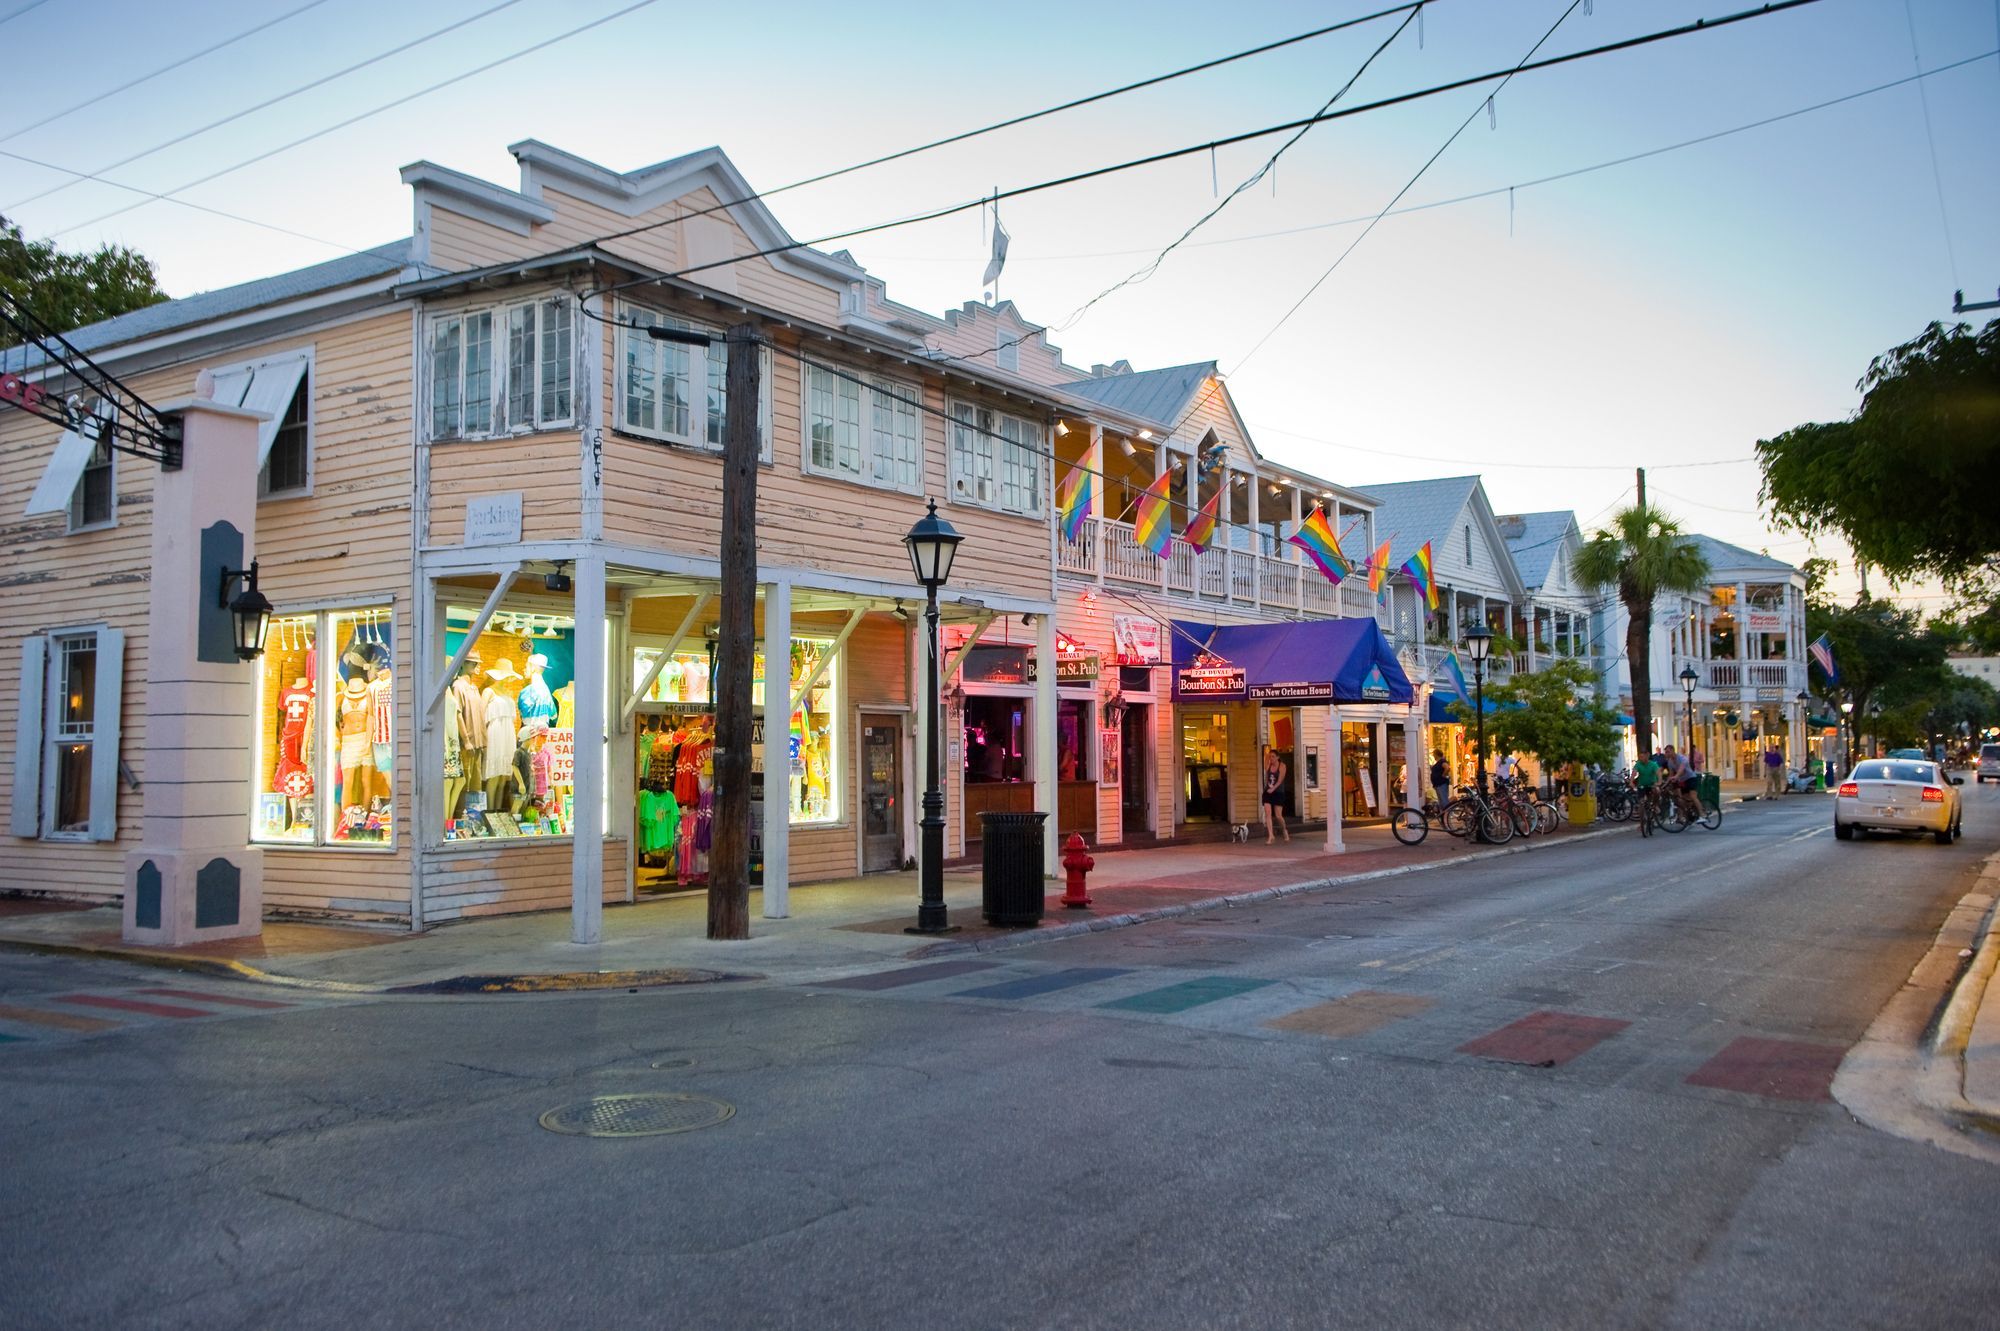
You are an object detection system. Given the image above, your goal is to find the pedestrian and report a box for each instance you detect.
[1261,747,1290,845]
[1633,749,1662,836]
[1495,751,1519,787]
[1763,742,1785,797]
[1429,751,1450,808]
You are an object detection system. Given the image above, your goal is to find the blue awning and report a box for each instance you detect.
[1428,694,1506,723]
[1170,618,1414,705]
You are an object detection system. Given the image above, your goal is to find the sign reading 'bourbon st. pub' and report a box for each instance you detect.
[1177,654,1247,700]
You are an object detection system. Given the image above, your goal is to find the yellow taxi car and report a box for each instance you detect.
[1834,759,1964,845]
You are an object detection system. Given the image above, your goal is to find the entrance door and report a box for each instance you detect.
[860,716,903,872]
[1121,704,1151,835]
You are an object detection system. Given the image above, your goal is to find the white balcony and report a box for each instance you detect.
[1057,517,1366,619]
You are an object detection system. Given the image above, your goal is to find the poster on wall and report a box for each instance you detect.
[1113,614,1163,664]
[1099,731,1121,787]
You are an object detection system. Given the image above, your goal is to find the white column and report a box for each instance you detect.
[1327,706,1344,852]
[1243,475,1259,606]
[570,551,606,945]
[1155,444,1170,596]
[1735,582,1749,665]
[1035,609,1059,871]
[761,580,791,918]
[1403,713,1422,807]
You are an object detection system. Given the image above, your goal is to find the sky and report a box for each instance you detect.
[3,0,1996,611]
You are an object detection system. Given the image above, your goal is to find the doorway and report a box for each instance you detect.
[1121,703,1152,836]
[860,715,903,872]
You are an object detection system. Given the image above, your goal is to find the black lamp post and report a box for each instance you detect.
[1679,664,1699,755]
[1465,625,1492,805]
[217,560,273,661]
[904,499,963,935]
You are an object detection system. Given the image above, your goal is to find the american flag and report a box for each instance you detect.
[1808,632,1840,685]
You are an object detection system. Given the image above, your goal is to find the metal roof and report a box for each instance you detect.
[1499,510,1579,589]
[1687,532,1798,576]
[3,239,420,374]
[1058,360,1217,430]
[1348,476,1481,568]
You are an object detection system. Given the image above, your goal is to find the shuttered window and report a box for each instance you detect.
[11,628,124,842]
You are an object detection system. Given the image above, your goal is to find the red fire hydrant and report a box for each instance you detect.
[1060,833,1095,909]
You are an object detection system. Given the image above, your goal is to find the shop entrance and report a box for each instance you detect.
[1121,703,1152,835]
[1261,708,1299,819]
[860,715,903,872]
[1182,711,1229,823]
[1342,721,1380,821]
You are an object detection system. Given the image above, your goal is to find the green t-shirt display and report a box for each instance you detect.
[638,789,680,855]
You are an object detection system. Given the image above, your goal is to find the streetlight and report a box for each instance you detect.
[904,499,963,935]
[1465,625,1492,805]
[1679,664,1699,754]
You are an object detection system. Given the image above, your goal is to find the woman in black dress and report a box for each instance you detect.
[1261,748,1290,844]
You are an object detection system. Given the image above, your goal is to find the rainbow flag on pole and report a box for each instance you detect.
[1288,506,1352,585]
[1182,483,1223,553]
[1401,541,1438,617]
[1056,437,1099,542]
[1367,538,1392,605]
[1132,471,1173,559]
[1442,650,1471,704]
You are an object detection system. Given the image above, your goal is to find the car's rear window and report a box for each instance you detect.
[1984,745,2000,761]
[1851,762,1936,783]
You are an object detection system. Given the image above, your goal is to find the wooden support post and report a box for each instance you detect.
[709,323,759,941]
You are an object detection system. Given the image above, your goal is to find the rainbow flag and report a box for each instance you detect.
[1401,541,1438,616]
[1367,538,1392,604]
[1056,437,1099,542]
[1132,471,1173,559]
[1288,506,1351,585]
[1182,483,1223,553]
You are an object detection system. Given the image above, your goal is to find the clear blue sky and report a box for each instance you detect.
[4,0,1995,606]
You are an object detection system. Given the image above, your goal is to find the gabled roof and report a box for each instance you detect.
[1349,476,1480,568]
[1499,510,1580,590]
[1059,360,1217,430]
[2,240,419,373]
[1688,533,1799,577]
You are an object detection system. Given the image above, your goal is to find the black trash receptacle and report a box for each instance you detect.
[978,811,1048,927]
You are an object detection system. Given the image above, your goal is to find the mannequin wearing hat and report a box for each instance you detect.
[482,657,523,812]
[446,652,486,820]
[337,674,377,822]
[517,653,558,728]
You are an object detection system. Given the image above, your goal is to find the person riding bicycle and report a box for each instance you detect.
[1662,745,1701,820]
[1633,750,1662,835]
[1494,752,1519,789]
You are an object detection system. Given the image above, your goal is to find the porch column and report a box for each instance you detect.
[1155,443,1170,597]
[1403,712,1422,807]
[1326,706,1344,852]
[1524,600,1538,672]
[570,550,606,945]
[762,580,791,918]
[1735,582,1749,668]
[1242,475,1259,606]
[1091,426,1106,586]
[1035,610,1059,871]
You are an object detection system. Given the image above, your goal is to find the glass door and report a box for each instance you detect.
[860,716,903,873]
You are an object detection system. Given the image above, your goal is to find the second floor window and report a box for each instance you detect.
[949,401,1043,516]
[617,304,770,457]
[68,428,114,531]
[430,297,574,441]
[804,364,921,493]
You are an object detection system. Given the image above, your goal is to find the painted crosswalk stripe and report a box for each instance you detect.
[1265,991,1435,1038]
[0,1003,119,1032]
[1685,1036,1841,1101]
[139,988,292,1010]
[56,994,213,1019]
[815,960,1000,991]
[1097,976,1274,1014]
[953,967,1131,1001]
[1457,1010,1629,1066]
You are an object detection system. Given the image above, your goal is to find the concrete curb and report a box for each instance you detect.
[915,823,1627,960]
[1921,850,2000,1134]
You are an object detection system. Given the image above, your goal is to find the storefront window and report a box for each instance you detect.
[442,608,576,840]
[1182,712,1228,822]
[964,696,1028,784]
[1058,699,1093,782]
[251,607,395,847]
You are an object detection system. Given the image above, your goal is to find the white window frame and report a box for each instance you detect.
[948,399,1045,516]
[11,625,123,843]
[208,346,316,499]
[66,426,116,533]
[615,302,772,460]
[801,361,923,495]
[251,604,397,851]
[427,296,576,443]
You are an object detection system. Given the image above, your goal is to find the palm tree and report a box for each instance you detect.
[1572,506,1710,757]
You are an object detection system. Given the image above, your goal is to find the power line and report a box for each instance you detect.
[1231,0,1588,376]
[1248,420,1748,473]
[0,0,335,144]
[922,2,1429,370]
[0,0,52,26]
[41,2,659,242]
[1901,0,1962,287]
[583,0,1828,307]
[9,0,533,214]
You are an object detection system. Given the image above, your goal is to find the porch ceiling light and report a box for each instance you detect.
[1137,429,1153,440]
[904,499,963,590]
[218,560,273,662]
[1119,438,1138,458]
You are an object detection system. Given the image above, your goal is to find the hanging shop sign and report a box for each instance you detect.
[1177,656,1247,700]
[1247,681,1334,703]
[1746,611,1784,633]
[464,492,523,547]
[1112,614,1163,664]
[1029,653,1101,684]
[1360,665,1393,702]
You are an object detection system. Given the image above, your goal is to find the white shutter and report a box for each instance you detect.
[206,364,254,408]
[235,356,308,468]
[24,427,99,517]
[88,629,124,842]
[11,636,46,837]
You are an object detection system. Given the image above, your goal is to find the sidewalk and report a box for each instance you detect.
[0,819,1612,993]
[1938,853,2000,1134]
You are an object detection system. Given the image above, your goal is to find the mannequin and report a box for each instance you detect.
[447,652,485,820]
[554,681,575,729]
[367,659,393,807]
[517,653,557,726]
[481,657,521,813]
[274,676,315,800]
[337,676,376,824]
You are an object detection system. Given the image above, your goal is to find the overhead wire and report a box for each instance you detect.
[0,0,335,144]
[1900,0,1962,288]
[1231,0,1589,376]
[42,0,661,240]
[0,0,51,26]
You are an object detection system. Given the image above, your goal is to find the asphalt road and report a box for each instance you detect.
[5,789,1998,1330]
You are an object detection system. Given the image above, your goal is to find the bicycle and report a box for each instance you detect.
[1440,785,1517,845]
[1389,803,1431,845]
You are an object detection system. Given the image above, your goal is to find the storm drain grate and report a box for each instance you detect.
[538,1093,734,1138]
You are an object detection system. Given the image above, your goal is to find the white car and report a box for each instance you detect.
[1978,743,2000,783]
[1835,759,1964,844]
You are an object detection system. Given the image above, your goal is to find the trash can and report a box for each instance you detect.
[1699,773,1721,813]
[978,811,1048,927]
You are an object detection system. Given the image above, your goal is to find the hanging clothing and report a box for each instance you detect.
[554,683,575,729]
[483,688,518,776]
[274,685,314,797]
[452,676,486,752]
[638,788,680,855]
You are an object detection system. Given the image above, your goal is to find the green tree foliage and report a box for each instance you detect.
[1805,596,1948,754]
[0,215,168,349]
[1570,506,1710,757]
[1450,659,1623,773]
[1757,319,2000,591]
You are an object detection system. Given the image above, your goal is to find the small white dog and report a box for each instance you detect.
[1230,823,1252,842]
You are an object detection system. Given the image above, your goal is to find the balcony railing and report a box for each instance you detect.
[1707,660,1802,692]
[1056,516,1374,619]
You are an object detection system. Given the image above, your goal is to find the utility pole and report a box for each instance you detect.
[709,323,760,940]
[1636,467,1646,512]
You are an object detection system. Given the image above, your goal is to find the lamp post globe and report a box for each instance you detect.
[903,500,963,935]
[1464,625,1492,816]
[1679,664,1698,753]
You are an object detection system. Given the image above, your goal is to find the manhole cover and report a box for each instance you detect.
[538,1093,734,1138]
[651,1058,694,1070]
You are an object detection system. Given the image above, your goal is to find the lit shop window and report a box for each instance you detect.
[251,608,396,847]
[441,608,578,841]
